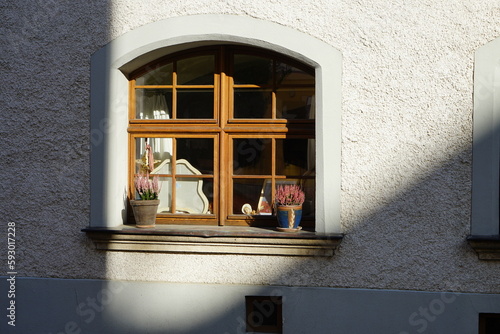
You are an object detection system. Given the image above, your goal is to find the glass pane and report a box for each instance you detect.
[177,89,213,119]
[136,63,173,85]
[135,89,172,119]
[233,138,272,175]
[177,55,215,85]
[176,177,211,214]
[156,177,172,213]
[276,89,315,120]
[275,62,314,86]
[201,178,214,214]
[232,178,271,215]
[233,89,272,118]
[276,139,315,176]
[300,178,315,217]
[233,55,273,85]
[177,138,214,174]
[135,138,173,174]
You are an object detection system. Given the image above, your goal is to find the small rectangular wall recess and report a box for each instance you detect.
[245,296,283,333]
[479,313,500,334]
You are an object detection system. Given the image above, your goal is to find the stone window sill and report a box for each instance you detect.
[82,225,343,257]
[467,235,500,260]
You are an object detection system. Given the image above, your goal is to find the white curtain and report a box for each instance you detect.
[138,93,173,163]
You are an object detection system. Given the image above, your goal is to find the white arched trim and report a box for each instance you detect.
[90,14,342,234]
[468,37,500,260]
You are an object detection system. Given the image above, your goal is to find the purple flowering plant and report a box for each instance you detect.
[135,173,161,200]
[275,184,305,206]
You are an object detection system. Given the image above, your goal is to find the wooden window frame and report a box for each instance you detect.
[128,133,220,225]
[127,45,316,228]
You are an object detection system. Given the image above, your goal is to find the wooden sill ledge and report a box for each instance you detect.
[83,225,343,257]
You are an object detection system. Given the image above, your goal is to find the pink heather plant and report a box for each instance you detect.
[275,184,305,206]
[135,173,161,200]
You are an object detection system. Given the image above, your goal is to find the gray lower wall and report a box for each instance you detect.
[1,277,499,334]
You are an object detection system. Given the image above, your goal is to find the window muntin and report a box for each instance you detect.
[133,135,217,219]
[132,53,217,120]
[231,52,315,120]
[129,46,315,227]
[229,135,315,225]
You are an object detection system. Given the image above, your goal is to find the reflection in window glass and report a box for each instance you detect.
[275,62,314,86]
[276,89,315,120]
[136,63,173,85]
[276,139,315,176]
[177,89,214,119]
[233,55,272,85]
[233,178,269,215]
[177,138,214,174]
[135,89,172,119]
[300,177,315,217]
[276,138,315,217]
[233,138,272,175]
[135,138,173,174]
[177,55,215,85]
[233,89,272,118]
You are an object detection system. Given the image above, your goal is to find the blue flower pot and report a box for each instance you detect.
[276,205,302,230]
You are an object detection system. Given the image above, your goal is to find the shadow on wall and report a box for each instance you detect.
[21,125,495,334]
[5,274,495,334]
[4,133,496,333]
[2,1,500,333]
[88,109,500,333]
[107,129,498,333]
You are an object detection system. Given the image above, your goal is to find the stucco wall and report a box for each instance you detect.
[1,278,498,334]
[1,1,500,293]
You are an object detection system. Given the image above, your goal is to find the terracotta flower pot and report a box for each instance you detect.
[130,200,160,228]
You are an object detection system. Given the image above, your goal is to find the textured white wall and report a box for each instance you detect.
[1,1,499,292]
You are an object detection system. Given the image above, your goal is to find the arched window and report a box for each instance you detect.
[88,15,343,254]
[128,46,316,228]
